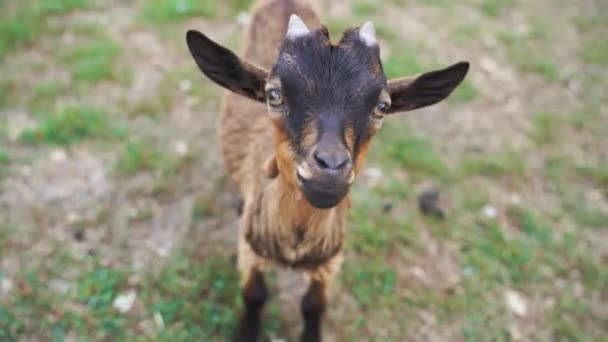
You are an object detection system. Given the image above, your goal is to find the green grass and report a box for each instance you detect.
[377,121,450,179]
[580,40,608,65]
[577,164,608,192]
[383,49,426,78]
[20,106,126,145]
[0,150,9,179]
[531,112,560,144]
[142,0,221,22]
[497,30,561,81]
[449,79,478,103]
[0,80,9,108]
[0,0,91,59]
[352,0,379,16]
[458,150,525,179]
[33,0,92,14]
[61,39,119,83]
[451,22,482,46]
[31,80,64,108]
[115,139,165,175]
[478,0,517,17]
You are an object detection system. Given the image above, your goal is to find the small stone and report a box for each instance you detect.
[1,277,13,294]
[73,229,85,242]
[237,12,251,27]
[508,323,523,341]
[418,187,445,219]
[509,193,522,205]
[504,289,527,316]
[154,311,165,330]
[364,167,383,180]
[50,149,67,162]
[175,140,188,156]
[382,203,393,213]
[113,290,137,313]
[179,79,191,93]
[482,205,497,219]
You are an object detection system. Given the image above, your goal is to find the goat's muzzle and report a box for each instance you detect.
[296,148,354,209]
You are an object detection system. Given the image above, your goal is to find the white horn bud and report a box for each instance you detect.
[359,21,377,46]
[286,14,310,39]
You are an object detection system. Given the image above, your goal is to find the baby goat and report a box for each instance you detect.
[186,0,469,340]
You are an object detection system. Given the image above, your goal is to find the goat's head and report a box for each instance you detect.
[186,15,469,209]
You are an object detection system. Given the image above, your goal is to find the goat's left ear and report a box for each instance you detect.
[186,30,268,102]
[387,61,469,114]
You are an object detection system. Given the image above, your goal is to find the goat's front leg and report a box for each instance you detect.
[234,237,268,342]
[300,254,342,342]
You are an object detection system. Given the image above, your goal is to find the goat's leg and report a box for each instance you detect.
[300,279,327,342]
[234,237,268,342]
[300,254,342,342]
[234,267,267,342]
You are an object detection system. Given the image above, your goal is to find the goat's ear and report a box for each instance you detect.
[186,30,268,102]
[387,61,469,114]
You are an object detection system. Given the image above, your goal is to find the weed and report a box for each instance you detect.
[580,40,608,65]
[352,0,378,16]
[458,150,525,178]
[143,0,220,22]
[61,39,119,82]
[0,0,92,58]
[478,0,517,17]
[20,106,125,145]
[449,79,478,103]
[115,139,164,175]
[383,49,425,78]
[531,112,560,144]
[376,121,450,179]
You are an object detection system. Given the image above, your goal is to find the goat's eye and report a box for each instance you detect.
[373,102,389,118]
[267,89,283,106]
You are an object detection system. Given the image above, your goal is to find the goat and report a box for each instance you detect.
[186,0,469,340]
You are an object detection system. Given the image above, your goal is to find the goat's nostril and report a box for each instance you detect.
[313,150,350,171]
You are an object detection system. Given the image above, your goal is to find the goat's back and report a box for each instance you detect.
[219,0,321,190]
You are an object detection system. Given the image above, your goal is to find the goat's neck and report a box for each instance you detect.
[264,174,348,236]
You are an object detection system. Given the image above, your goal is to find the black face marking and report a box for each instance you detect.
[271,28,386,159]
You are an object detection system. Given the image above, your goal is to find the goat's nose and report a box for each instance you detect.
[313,149,351,171]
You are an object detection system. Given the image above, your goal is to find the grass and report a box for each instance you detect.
[531,112,560,144]
[382,49,426,79]
[352,0,379,16]
[478,0,517,17]
[0,150,9,179]
[142,0,221,22]
[61,39,120,83]
[497,30,561,81]
[580,40,608,65]
[115,139,165,175]
[0,80,9,108]
[0,0,91,59]
[20,106,126,145]
[376,121,450,180]
[458,150,525,179]
[449,79,478,103]
[0,247,285,340]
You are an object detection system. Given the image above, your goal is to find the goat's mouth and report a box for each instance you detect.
[296,169,350,209]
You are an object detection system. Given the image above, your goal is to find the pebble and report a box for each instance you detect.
[504,289,527,316]
[113,290,137,313]
[482,205,497,219]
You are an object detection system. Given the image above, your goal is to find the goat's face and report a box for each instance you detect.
[186,15,469,209]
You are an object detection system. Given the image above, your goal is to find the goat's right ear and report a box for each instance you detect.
[186,30,268,102]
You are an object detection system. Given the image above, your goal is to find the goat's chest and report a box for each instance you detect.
[246,225,343,270]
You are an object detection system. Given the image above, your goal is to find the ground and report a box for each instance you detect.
[0,0,606,341]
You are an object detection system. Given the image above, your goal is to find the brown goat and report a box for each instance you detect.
[186,0,469,340]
